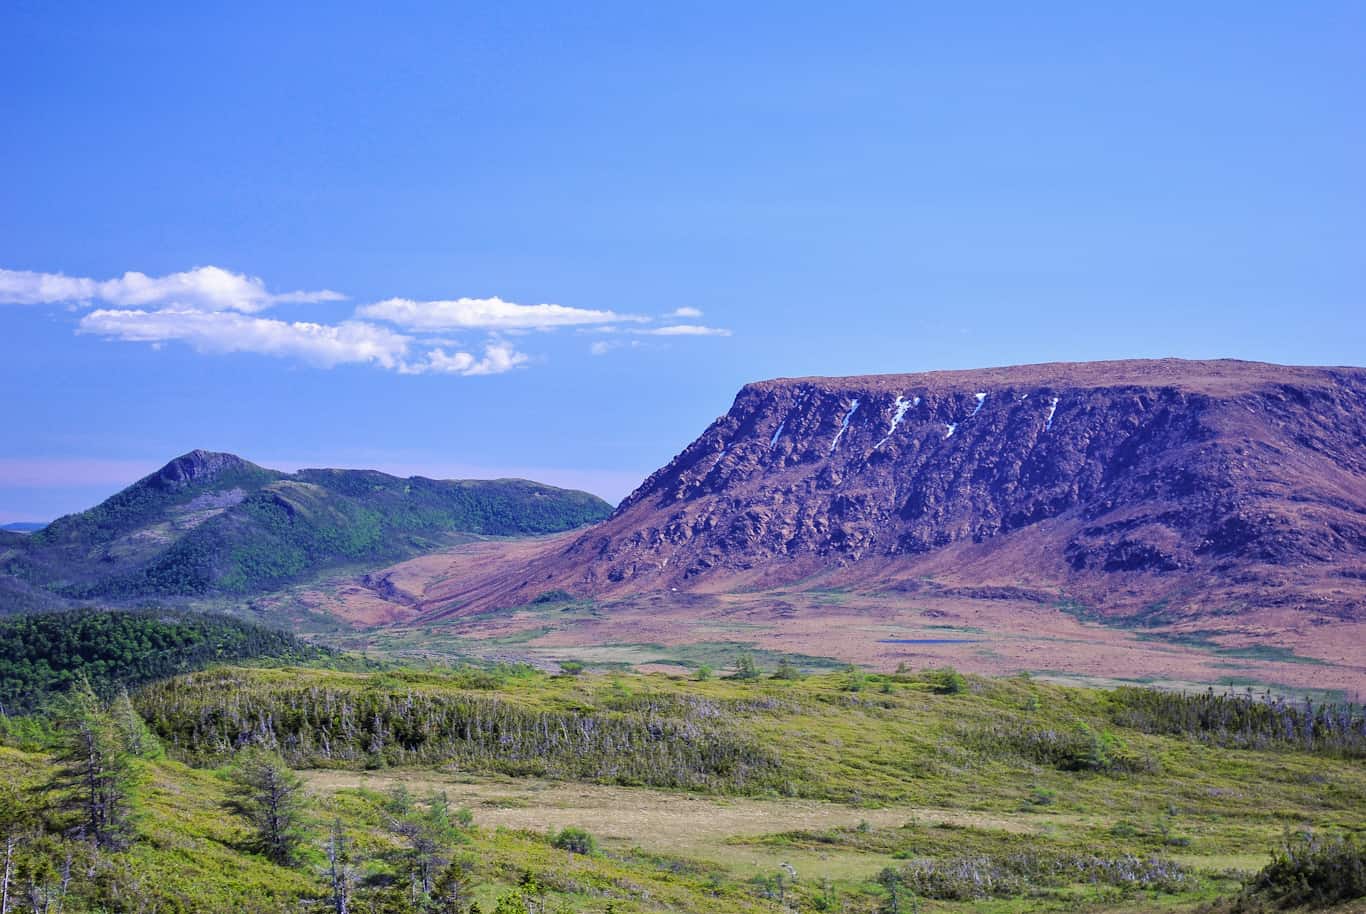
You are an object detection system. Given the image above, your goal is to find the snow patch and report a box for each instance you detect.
[829,398,860,453]
[769,420,786,449]
[1044,396,1060,431]
[944,422,957,438]
[874,394,915,448]
[970,392,986,417]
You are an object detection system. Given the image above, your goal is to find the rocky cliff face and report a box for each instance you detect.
[421,359,1366,623]
[152,449,263,489]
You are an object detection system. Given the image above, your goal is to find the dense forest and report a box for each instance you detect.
[0,609,328,713]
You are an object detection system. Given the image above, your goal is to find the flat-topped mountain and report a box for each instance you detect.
[0,451,612,605]
[419,358,1366,626]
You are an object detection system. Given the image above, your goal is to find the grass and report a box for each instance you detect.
[6,665,1365,912]
[1056,598,1331,670]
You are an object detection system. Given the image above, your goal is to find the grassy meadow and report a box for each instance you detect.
[2,657,1361,912]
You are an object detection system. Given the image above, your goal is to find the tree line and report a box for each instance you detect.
[135,671,789,793]
[1106,686,1366,758]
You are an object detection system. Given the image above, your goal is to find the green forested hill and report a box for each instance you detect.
[0,450,612,603]
[0,608,327,712]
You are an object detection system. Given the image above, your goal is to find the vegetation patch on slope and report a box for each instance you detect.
[0,608,328,713]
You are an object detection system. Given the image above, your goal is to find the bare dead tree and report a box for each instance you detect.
[1,834,16,914]
[324,821,356,914]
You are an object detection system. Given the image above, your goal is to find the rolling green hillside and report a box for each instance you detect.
[0,450,613,603]
[0,663,1361,913]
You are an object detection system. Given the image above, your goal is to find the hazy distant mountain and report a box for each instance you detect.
[415,359,1366,629]
[0,522,45,533]
[0,450,612,604]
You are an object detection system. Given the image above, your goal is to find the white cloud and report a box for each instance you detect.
[637,324,732,336]
[0,269,97,304]
[404,341,529,376]
[358,296,637,331]
[0,266,344,312]
[78,307,528,376]
[590,339,643,356]
[79,308,412,369]
[5,262,729,377]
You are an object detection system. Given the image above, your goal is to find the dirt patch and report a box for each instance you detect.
[302,770,1049,876]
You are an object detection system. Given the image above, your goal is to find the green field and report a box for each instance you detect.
[1,656,1362,913]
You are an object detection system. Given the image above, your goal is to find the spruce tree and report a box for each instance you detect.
[230,749,307,865]
[54,678,135,849]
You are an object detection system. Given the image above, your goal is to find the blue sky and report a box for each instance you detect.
[2,2,1363,522]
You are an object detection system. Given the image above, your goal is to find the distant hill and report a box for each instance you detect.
[0,522,45,533]
[416,358,1366,630]
[0,450,612,603]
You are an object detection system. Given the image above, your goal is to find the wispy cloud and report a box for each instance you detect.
[78,308,527,376]
[358,296,638,331]
[79,308,412,369]
[590,339,642,356]
[0,266,343,313]
[5,263,728,375]
[402,341,530,376]
[636,324,732,336]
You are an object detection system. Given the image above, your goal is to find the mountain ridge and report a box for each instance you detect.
[0,450,613,605]
[411,358,1366,630]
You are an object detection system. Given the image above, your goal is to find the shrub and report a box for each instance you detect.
[558,661,585,677]
[927,667,967,695]
[732,654,761,681]
[772,659,802,681]
[887,851,1188,900]
[1246,831,1366,907]
[551,826,597,855]
[977,722,1146,774]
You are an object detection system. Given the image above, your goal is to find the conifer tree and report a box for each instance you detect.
[230,749,307,865]
[54,678,135,848]
[431,855,477,913]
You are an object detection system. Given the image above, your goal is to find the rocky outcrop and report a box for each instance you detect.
[419,359,1366,623]
[152,450,261,489]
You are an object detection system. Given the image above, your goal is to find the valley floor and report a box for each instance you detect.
[303,769,1278,886]
[272,540,1366,696]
